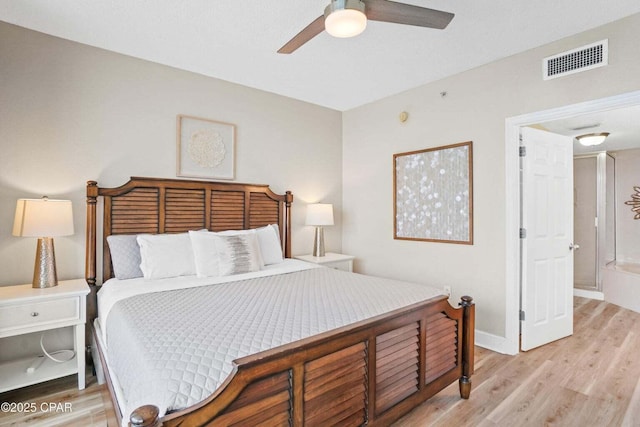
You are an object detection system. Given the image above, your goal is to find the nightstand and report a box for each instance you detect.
[0,279,90,393]
[294,253,355,272]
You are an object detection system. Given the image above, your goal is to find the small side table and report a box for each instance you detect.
[294,253,355,272]
[0,279,90,393]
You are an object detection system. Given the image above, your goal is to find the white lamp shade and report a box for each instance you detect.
[325,8,367,38]
[13,198,74,237]
[306,203,334,226]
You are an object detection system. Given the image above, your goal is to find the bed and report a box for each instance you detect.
[85,176,474,427]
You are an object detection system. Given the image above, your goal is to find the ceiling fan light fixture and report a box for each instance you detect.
[576,132,610,146]
[324,0,367,38]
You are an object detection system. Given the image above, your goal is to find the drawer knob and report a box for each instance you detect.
[31,312,40,317]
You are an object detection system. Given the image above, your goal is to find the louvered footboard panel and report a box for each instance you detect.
[375,322,420,414]
[425,312,459,384]
[304,343,368,427]
[214,371,291,426]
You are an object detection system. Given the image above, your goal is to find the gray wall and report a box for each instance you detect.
[0,22,343,288]
[342,13,640,340]
[615,148,640,263]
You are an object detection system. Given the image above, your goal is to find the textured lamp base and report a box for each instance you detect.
[33,237,58,288]
[312,226,326,257]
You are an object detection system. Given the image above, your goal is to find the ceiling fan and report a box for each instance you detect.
[278,0,454,54]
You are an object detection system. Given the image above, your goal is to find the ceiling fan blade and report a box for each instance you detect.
[365,0,454,29]
[278,15,325,54]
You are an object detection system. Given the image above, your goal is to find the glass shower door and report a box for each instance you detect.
[573,152,616,292]
[574,156,597,290]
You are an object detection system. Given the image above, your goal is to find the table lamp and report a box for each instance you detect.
[305,203,334,257]
[13,197,74,288]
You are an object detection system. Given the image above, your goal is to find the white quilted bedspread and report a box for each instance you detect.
[99,260,444,423]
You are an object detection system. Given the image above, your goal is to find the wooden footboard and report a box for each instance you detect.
[123,295,474,427]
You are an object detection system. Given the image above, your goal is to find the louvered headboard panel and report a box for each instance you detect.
[86,177,293,286]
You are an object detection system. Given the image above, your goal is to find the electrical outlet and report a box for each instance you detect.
[443,286,451,297]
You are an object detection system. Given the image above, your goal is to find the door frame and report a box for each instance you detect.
[503,90,640,355]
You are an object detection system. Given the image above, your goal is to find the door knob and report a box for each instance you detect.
[569,243,580,251]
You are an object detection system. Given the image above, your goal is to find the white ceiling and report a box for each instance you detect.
[1,1,640,111]
[540,105,640,155]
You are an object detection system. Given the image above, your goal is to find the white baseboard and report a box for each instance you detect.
[475,287,607,356]
[476,287,608,356]
[573,288,604,300]
[475,329,518,355]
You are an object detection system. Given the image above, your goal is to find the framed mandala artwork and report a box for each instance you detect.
[393,141,473,244]
[177,115,235,180]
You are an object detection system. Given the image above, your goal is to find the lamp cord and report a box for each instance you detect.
[40,331,75,363]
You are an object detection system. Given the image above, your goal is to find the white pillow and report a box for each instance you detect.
[220,225,283,265]
[136,233,196,279]
[189,230,223,278]
[255,225,283,265]
[214,233,263,276]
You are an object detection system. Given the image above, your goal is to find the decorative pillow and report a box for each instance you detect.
[214,233,263,276]
[106,234,143,280]
[219,225,283,265]
[136,233,196,279]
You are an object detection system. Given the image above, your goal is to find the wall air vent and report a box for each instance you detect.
[543,39,608,80]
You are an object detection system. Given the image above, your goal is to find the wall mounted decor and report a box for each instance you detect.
[394,141,473,244]
[177,115,235,180]
[624,186,640,219]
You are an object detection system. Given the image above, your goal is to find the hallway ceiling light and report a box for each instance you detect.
[576,132,610,146]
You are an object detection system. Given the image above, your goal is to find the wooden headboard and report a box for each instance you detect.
[85,176,293,287]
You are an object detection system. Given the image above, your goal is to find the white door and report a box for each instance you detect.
[521,127,574,351]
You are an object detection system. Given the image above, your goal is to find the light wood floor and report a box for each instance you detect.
[2,297,639,426]
[393,297,640,426]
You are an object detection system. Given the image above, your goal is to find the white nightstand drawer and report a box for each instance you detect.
[323,260,351,272]
[294,253,355,272]
[0,297,80,333]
